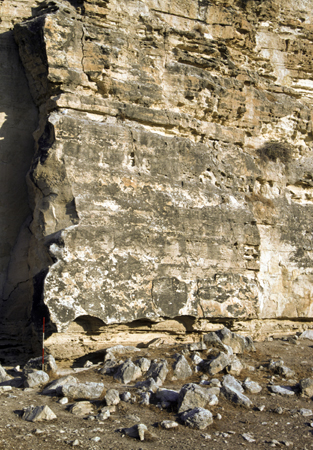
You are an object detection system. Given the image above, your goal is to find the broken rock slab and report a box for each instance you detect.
[22,405,57,422]
[135,378,159,393]
[61,382,104,400]
[268,385,295,396]
[104,389,120,406]
[172,354,193,380]
[221,382,252,408]
[23,355,58,376]
[177,383,218,413]
[114,359,142,384]
[243,378,262,394]
[42,375,78,396]
[69,401,94,416]
[146,360,168,386]
[202,352,232,375]
[180,407,213,430]
[24,370,49,388]
[299,378,313,397]
[155,388,179,403]
[0,365,12,383]
[216,327,256,354]
[269,360,295,378]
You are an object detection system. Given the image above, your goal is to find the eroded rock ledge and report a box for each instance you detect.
[2,0,313,358]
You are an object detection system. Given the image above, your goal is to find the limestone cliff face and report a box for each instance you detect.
[1,0,313,353]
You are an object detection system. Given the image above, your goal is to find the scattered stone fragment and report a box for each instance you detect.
[216,413,222,420]
[222,386,252,408]
[122,424,150,441]
[282,441,293,447]
[172,354,193,380]
[42,375,78,396]
[135,357,151,373]
[161,420,179,429]
[146,360,169,386]
[216,327,256,354]
[91,436,101,442]
[269,385,295,396]
[222,374,244,392]
[203,352,232,375]
[191,353,204,366]
[177,383,217,413]
[188,342,207,352]
[69,401,94,416]
[180,407,213,430]
[99,360,119,375]
[97,409,110,420]
[243,378,262,394]
[0,386,12,392]
[226,357,243,376]
[114,359,142,384]
[299,408,313,416]
[23,355,58,376]
[274,407,284,414]
[139,392,150,405]
[22,405,57,422]
[299,378,313,397]
[58,397,68,405]
[71,439,80,446]
[105,389,120,406]
[24,370,49,388]
[120,391,132,402]
[105,345,140,357]
[269,360,295,378]
[0,365,12,383]
[299,330,313,340]
[135,378,158,393]
[241,433,255,443]
[257,405,265,411]
[61,382,104,400]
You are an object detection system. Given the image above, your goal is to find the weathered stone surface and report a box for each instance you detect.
[24,369,49,388]
[104,389,120,406]
[0,365,11,383]
[269,360,295,378]
[202,352,232,375]
[180,407,213,430]
[114,359,142,385]
[226,357,243,376]
[69,401,94,416]
[146,360,168,386]
[243,378,262,394]
[42,375,78,396]
[269,385,295,396]
[61,382,104,400]
[172,355,193,380]
[135,378,158,393]
[2,0,313,354]
[177,383,216,413]
[22,405,57,422]
[216,328,255,354]
[23,356,58,376]
[222,385,252,408]
[299,378,313,398]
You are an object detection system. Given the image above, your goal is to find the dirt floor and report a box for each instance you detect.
[1,337,313,450]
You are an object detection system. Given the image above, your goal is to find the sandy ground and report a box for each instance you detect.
[1,337,313,450]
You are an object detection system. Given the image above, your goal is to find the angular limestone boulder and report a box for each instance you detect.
[22,405,57,422]
[114,359,142,384]
[180,407,213,430]
[177,383,217,413]
[24,369,49,388]
[42,375,78,396]
[61,382,104,400]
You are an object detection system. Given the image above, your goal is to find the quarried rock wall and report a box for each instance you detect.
[2,0,313,357]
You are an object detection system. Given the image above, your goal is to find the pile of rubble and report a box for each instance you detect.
[1,327,313,444]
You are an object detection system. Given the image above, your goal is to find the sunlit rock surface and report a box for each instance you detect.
[1,0,313,356]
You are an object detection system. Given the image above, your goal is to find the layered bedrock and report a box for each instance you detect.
[3,0,313,349]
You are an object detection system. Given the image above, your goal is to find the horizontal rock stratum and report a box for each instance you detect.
[1,0,313,357]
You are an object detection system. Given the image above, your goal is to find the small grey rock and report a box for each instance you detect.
[181,407,213,430]
[105,388,120,406]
